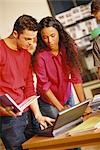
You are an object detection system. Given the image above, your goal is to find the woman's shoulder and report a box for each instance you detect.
[35,48,51,58]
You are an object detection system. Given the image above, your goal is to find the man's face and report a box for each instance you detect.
[16,29,37,50]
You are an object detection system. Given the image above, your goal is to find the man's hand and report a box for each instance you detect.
[36,115,55,130]
[0,105,17,117]
[0,105,23,117]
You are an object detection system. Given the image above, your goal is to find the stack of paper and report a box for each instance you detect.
[90,94,100,112]
[68,116,100,135]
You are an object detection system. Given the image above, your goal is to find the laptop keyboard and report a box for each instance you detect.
[36,125,53,137]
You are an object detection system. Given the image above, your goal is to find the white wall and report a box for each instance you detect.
[0,0,51,38]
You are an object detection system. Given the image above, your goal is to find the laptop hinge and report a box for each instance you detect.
[53,117,83,136]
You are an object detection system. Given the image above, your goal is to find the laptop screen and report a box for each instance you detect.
[53,100,90,130]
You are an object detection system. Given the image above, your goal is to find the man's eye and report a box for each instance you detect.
[25,39,28,41]
[25,38,31,41]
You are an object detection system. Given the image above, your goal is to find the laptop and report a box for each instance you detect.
[37,100,90,137]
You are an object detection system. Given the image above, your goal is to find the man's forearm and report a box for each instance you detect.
[30,99,42,119]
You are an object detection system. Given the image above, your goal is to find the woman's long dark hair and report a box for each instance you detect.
[33,16,80,68]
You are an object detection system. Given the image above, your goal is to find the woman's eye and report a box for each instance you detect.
[51,34,55,37]
[42,35,46,38]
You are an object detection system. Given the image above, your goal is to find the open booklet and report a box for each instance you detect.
[67,116,100,136]
[0,93,39,113]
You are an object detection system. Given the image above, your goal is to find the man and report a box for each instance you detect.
[91,0,100,79]
[0,14,54,150]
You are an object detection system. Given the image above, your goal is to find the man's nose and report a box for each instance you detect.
[29,40,33,46]
[33,37,37,43]
[29,38,35,45]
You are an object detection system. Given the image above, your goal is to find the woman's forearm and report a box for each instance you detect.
[73,83,85,102]
[44,89,64,111]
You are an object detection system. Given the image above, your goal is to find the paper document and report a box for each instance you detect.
[68,116,100,135]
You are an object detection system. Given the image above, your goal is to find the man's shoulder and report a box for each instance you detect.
[22,49,31,56]
[0,39,6,53]
[0,39,4,46]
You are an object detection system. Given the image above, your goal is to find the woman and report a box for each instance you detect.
[33,16,85,119]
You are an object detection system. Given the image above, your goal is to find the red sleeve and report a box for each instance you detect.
[24,55,36,98]
[70,66,82,84]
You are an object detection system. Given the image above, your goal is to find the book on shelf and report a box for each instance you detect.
[0,93,39,113]
[67,116,100,136]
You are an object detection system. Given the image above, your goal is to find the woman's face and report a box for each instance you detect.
[94,11,100,23]
[41,26,59,51]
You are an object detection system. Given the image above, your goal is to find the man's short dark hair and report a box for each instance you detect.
[13,14,38,34]
[91,0,100,14]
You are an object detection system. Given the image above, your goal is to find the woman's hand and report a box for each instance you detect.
[36,115,55,130]
[83,106,92,116]
[60,105,70,112]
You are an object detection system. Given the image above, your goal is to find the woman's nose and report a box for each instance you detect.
[48,37,52,43]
